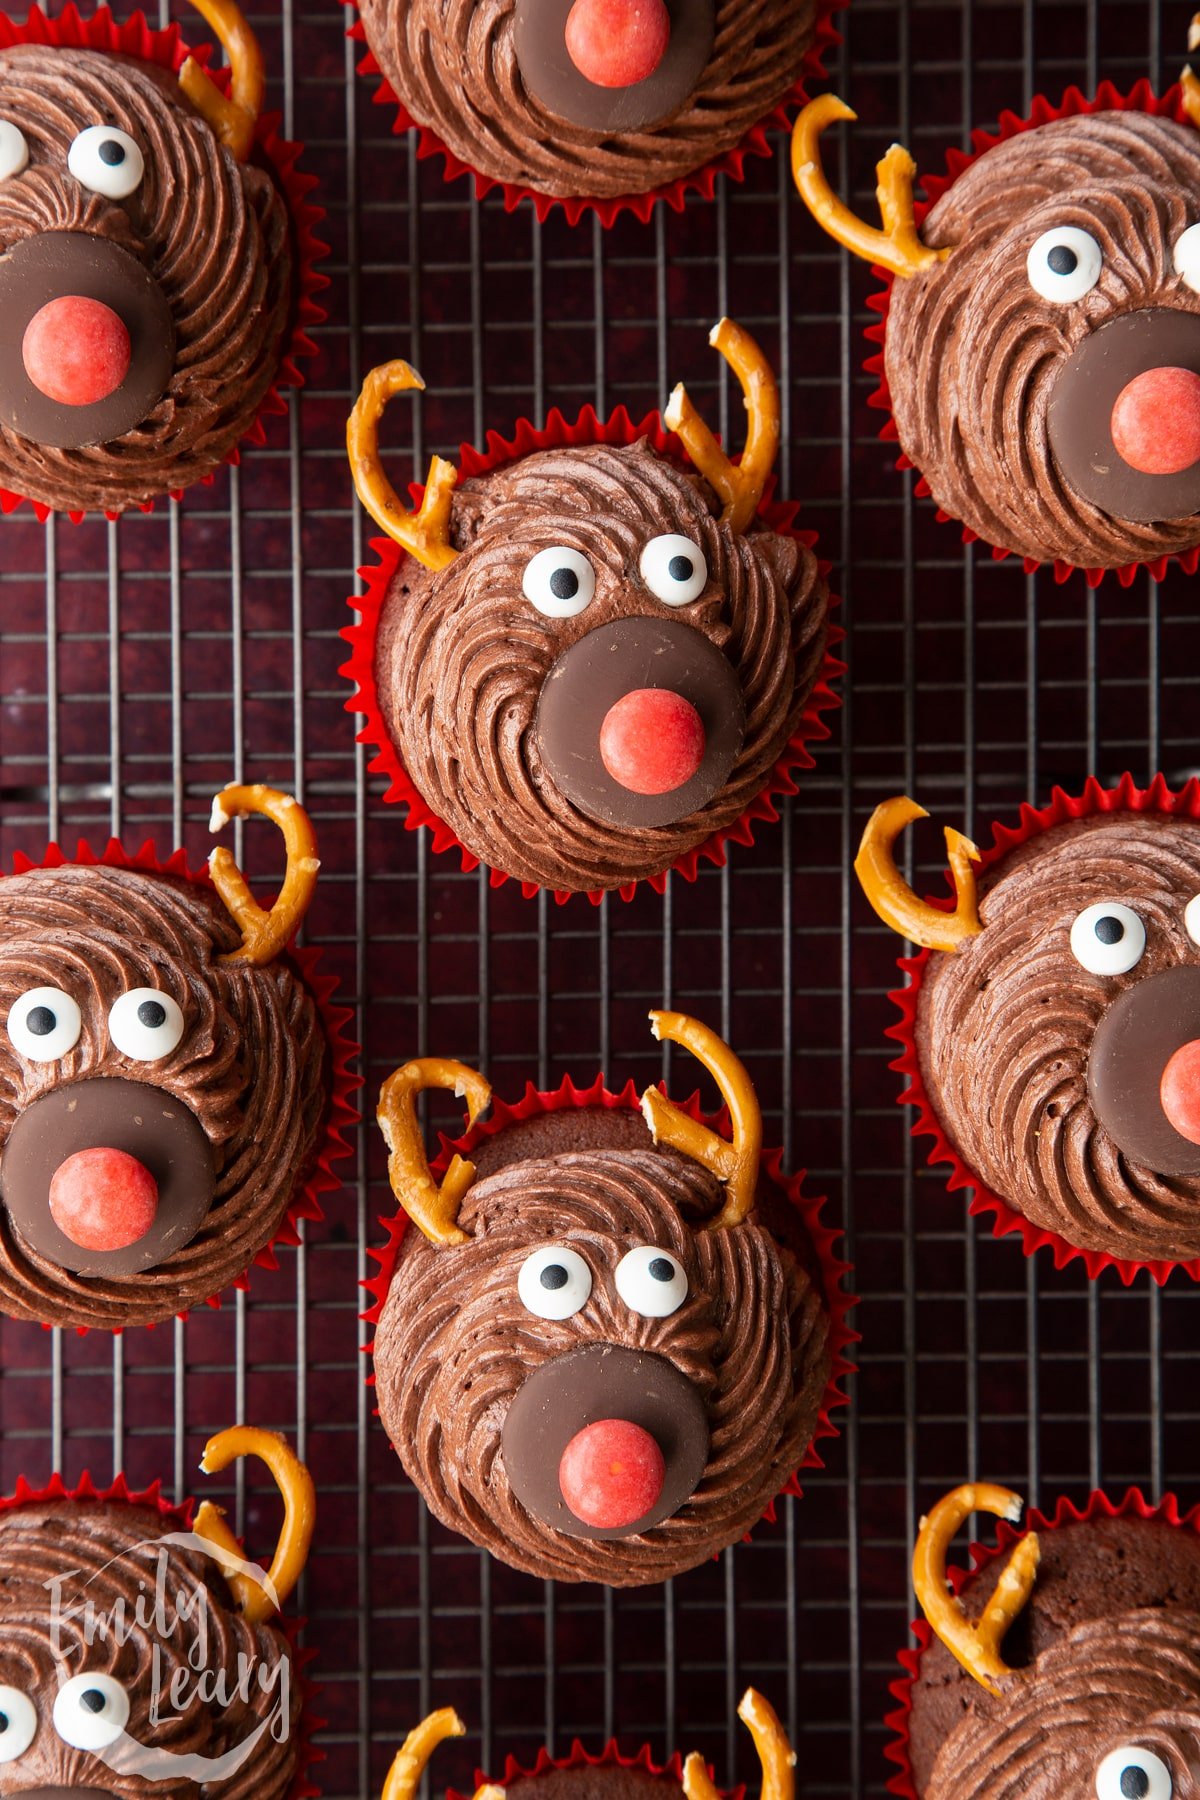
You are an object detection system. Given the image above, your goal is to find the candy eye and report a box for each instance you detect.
[52,1673,130,1752]
[1026,226,1102,302]
[517,1245,592,1320]
[0,121,29,183]
[522,546,596,618]
[1186,894,1200,947]
[639,534,708,605]
[67,125,144,200]
[0,1687,37,1763]
[107,988,185,1062]
[614,1245,688,1317]
[1095,1745,1173,1800]
[1069,901,1146,976]
[7,986,83,1062]
[1175,223,1200,294]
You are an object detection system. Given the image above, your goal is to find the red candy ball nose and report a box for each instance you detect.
[564,0,671,89]
[1160,1039,1200,1146]
[48,1146,158,1252]
[22,296,131,408]
[558,1418,666,1529]
[1110,365,1200,476]
[599,687,705,796]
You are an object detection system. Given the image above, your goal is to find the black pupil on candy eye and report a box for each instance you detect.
[98,139,125,166]
[137,999,167,1029]
[0,1713,8,1733]
[667,555,693,582]
[539,1264,569,1290]
[1094,915,1124,945]
[80,1690,106,1715]
[1120,1771,1151,1799]
[648,1257,674,1282]
[27,1005,56,1036]
[549,567,578,601]
[1047,243,1078,276]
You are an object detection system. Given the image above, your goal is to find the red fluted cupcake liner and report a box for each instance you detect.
[0,3,327,524]
[9,832,360,1330]
[0,1470,321,1800]
[362,1070,857,1530]
[864,80,1197,589]
[345,0,842,227]
[886,771,1200,1286]
[341,405,844,905]
[883,1486,1197,1799]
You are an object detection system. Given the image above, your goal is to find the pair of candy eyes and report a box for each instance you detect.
[1069,897,1200,976]
[1028,221,1200,301]
[0,1673,129,1763]
[518,1243,688,1320]
[523,534,708,619]
[6,985,184,1064]
[0,119,144,199]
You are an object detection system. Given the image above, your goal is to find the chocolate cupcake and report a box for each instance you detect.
[365,1011,854,1587]
[791,29,1200,584]
[350,0,837,224]
[855,776,1200,1282]
[0,0,324,519]
[0,783,356,1332]
[890,1481,1200,1800]
[379,1690,794,1800]
[0,1427,315,1800]
[342,319,838,901]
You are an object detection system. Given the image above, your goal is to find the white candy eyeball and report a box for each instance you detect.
[7,986,83,1062]
[67,125,144,200]
[517,1245,592,1320]
[0,1687,37,1763]
[1027,225,1103,302]
[1095,1744,1173,1800]
[0,121,29,183]
[107,988,185,1062]
[639,534,708,606]
[1174,222,1200,294]
[614,1245,688,1317]
[1069,901,1146,976]
[1185,893,1200,947]
[52,1673,130,1753]
[522,546,596,618]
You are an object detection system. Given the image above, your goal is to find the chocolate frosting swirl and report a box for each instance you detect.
[373,438,828,893]
[925,1608,1200,1800]
[917,811,1200,1265]
[357,0,816,201]
[373,1143,831,1585]
[885,111,1200,568]
[0,1497,300,1800]
[0,44,292,514]
[0,863,329,1330]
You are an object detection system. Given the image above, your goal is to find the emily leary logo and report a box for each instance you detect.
[42,1529,291,1783]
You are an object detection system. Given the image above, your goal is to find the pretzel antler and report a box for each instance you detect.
[378,1057,493,1246]
[1184,13,1200,128]
[641,1011,762,1230]
[791,94,949,279]
[347,362,459,571]
[855,795,982,952]
[192,1426,316,1625]
[382,1711,467,1800]
[683,1690,795,1800]
[912,1483,1040,1697]
[179,0,264,163]
[208,784,320,966]
[664,318,780,534]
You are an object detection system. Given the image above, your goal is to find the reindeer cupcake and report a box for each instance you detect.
[341,320,837,899]
[0,0,323,518]
[0,783,355,1332]
[0,1426,315,1800]
[855,775,1200,1282]
[365,1011,853,1587]
[791,20,1200,582]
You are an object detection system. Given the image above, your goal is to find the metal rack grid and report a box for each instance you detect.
[3,0,1200,1794]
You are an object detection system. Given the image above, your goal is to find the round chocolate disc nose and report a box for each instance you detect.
[534,615,745,830]
[513,0,714,134]
[501,1342,709,1540]
[1088,965,1200,1175]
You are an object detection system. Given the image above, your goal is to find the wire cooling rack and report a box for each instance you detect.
[3,0,1200,1794]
